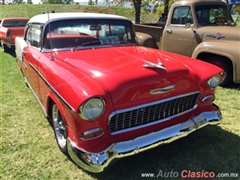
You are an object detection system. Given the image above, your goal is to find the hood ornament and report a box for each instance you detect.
[150,85,175,95]
[207,32,225,40]
[143,58,166,70]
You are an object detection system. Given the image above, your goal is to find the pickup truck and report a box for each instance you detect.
[0,17,29,52]
[134,0,240,86]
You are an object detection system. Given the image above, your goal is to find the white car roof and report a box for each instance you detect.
[28,12,130,24]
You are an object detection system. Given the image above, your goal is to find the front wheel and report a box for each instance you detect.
[207,56,233,86]
[51,102,68,154]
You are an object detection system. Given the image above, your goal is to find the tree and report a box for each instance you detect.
[132,0,142,24]
[88,0,93,5]
[12,0,23,4]
[47,0,63,4]
[163,0,169,15]
[62,0,73,4]
[27,0,32,4]
[131,0,172,24]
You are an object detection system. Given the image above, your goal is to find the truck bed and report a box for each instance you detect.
[134,24,163,49]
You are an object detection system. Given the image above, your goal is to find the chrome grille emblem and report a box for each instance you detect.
[150,85,175,94]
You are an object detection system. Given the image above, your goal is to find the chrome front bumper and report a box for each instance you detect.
[67,107,222,173]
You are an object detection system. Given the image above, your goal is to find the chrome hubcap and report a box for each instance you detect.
[52,104,67,149]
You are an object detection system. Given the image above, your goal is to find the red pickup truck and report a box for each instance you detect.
[0,17,29,52]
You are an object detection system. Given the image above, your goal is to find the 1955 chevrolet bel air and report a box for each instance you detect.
[15,12,224,173]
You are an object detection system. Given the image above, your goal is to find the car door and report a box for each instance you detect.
[162,6,195,57]
[22,24,43,102]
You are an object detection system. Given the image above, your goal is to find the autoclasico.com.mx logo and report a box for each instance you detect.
[140,170,239,178]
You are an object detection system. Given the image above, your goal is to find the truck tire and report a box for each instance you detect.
[206,56,232,86]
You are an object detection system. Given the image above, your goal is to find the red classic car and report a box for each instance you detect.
[15,12,224,173]
[0,17,29,52]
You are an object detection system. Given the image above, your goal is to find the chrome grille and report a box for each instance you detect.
[109,92,201,134]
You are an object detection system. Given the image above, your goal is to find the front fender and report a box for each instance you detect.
[192,41,240,83]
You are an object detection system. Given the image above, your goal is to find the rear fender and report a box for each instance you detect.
[15,37,27,61]
[136,32,158,49]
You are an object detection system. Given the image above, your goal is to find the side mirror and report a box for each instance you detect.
[185,23,191,28]
[185,23,196,33]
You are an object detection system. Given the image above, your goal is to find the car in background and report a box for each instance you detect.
[0,17,29,52]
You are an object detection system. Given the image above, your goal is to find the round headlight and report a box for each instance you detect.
[207,73,224,89]
[79,98,105,120]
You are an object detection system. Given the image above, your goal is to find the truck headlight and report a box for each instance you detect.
[207,72,224,89]
[79,98,105,120]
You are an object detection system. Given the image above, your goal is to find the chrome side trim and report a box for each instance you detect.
[24,75,47,117]
[68,107,222,173]
[16,56,27,69]
[28,62,75,112]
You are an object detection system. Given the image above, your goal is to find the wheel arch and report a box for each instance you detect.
[192,42,238,83]
[196,52,233,71]
[46,93,76,138]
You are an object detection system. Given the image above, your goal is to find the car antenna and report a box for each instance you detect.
[47,7,55,61]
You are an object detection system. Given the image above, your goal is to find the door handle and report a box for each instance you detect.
[166,29,172,34]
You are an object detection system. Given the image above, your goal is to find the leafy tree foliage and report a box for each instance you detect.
[48,0,63,4]
[88,0,93,5]
[42,0,73,4]
[12,0,23,4]
[62,0,73,4]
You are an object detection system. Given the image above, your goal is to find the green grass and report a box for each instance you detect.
[233,17,240,26]
[1,48,240,180]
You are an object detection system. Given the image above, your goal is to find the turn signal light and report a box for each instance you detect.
[81,128,104,140]
[202,95,215,104]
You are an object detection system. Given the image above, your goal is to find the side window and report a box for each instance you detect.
[171,6,193,24]
[26,24,41,48]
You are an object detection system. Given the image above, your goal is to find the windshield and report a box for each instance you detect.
[195,4,233,26]
[43,19,137,49]
[3,20,28,27]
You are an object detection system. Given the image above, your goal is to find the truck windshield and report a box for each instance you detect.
[195,5,233,25]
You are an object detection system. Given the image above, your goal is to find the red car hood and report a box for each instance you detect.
[54,46,196,109]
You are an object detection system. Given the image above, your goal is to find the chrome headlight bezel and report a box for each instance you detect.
[207,72,224,89]
[79,98,105,120]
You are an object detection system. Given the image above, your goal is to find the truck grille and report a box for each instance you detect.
[109,92,200,134]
